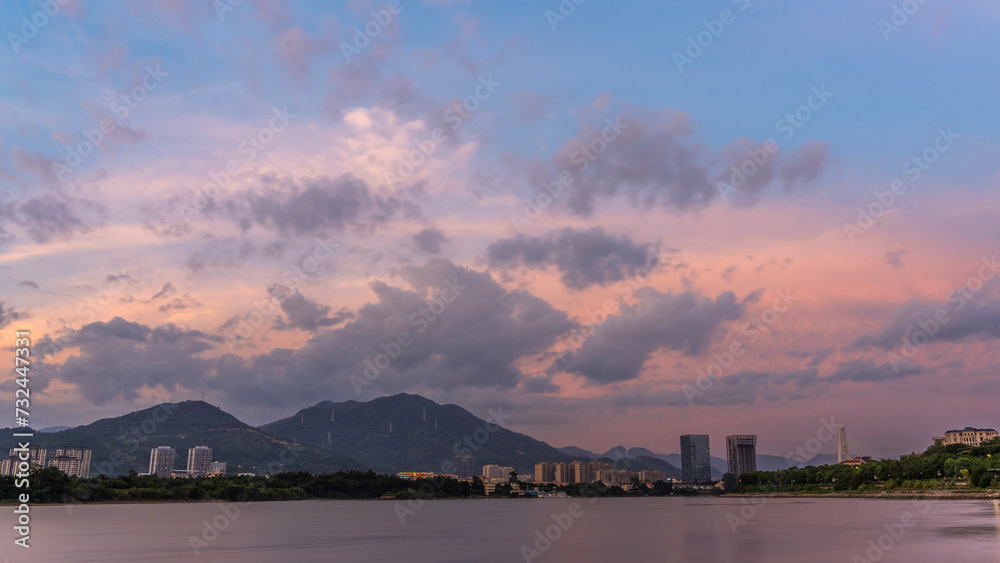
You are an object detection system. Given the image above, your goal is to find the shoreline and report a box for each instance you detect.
[4,489,1000,505]
[727,490,1000,500]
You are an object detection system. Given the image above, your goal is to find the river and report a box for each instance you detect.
[2,497,999,561]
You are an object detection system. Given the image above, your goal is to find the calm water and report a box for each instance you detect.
[2,497,999,562]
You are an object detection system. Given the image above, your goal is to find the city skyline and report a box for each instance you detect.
[3,1,1000,462]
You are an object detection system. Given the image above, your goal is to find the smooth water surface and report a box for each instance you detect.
[2,497,999,562]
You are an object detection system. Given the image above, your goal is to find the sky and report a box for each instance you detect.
[2,0,999,460]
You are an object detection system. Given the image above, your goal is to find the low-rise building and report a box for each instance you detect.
[839,456,873,467]
[482,464,515,482]
[932,427,999,447]
[396,472,436,480]
[596,469,638,486]
[638,470,665,483]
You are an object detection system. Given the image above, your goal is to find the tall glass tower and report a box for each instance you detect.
[680,434,711,482]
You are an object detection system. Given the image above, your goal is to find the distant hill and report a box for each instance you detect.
[558,446,598,459]
[0,401,373,477]
[595,455,681,478]
[803,453,840,467]
[3,397,853,480]
[574,446,842,477]
[259,393,575,475]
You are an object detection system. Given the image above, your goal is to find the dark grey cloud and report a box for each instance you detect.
[556,287,748,383]
[105,273,135,284]
[42,260,575,409]
[0,195,104,243]
[852,276,1000,350]
[884,250,906,268]
[186,238,257,273]
[146,282,177,302]
[269,285,352,331]
[157,294,202,313]
[207,174,417,238]
[609,358,923,409]
[826,358,923,383]
[46,317,219,404]
[0,303,28,330]
[413,227,447,255]
[543,109,830,216]
[521,376,560,394]
[608,371,774,408]
[486,227,660,290]
[20,280,39,289]
[215,258,573,406]
[552,110,715,216]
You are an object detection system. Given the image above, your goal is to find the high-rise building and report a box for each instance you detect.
[726,435,757,477]
[534,462,556,483]
[47,447,91,478]
[573,460,597,484]
[149,446,177,478]
[596,469,638,486]
[1,445,48,476]
[455,455,475,478]
[638,470,665,483]
[187,446,212,477]
[554,462,575,483]
[680,434,711,482]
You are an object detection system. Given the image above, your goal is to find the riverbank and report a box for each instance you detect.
[727,489,1000,500]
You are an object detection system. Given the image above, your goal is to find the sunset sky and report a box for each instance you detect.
[2,0,999,460]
